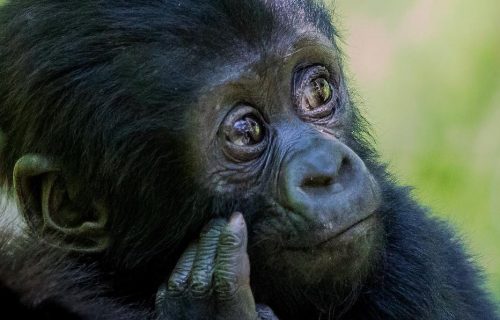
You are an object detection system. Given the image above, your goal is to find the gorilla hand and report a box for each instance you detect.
[156,213,277,320]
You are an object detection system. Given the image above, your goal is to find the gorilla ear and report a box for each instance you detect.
[13,154,110,253]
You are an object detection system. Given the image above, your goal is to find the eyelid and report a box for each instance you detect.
[293,65,331,92]
[294,64,329,79]
[222,105,263,129]
[219,104,268,162]
[293,65,338,121]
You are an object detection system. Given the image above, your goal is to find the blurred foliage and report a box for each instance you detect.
[0,0,498,303]
[336,0,500,300]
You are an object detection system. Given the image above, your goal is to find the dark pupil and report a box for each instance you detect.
[305,77,332,109]
[230,116,263,146]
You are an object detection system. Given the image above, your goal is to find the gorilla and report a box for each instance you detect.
[0,0,497,319]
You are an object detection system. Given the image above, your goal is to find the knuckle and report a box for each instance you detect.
[190,274,211,297]
[166,277,187,296]
[219,232,243,248]
[214,270,239,300]
[172,264,192,279]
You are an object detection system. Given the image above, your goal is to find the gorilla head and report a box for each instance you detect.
[0,1,496,319]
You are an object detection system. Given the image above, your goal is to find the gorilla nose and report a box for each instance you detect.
[298,149,346,191]
[279,138,357,221]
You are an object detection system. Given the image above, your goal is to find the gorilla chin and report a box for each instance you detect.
[280,213,383,285]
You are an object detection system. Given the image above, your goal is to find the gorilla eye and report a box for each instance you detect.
[228,116,264,146]
[221,105,267,162]
[304,77,332,109]
[294,65,337,119]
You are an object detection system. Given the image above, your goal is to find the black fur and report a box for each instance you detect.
[0,231,151,319]
[0,0,498,319]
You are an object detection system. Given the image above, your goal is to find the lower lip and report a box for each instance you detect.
[319,215,376,247]
[285,215,376,250]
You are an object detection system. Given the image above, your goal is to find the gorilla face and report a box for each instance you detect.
[190,35,383,289]
[0,0,383,316]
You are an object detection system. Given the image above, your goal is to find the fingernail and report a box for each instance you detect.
[229,212,245,228]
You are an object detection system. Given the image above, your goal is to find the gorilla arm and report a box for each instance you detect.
[2,154,276,319]
[0,210,275,319]
[0,229,152,319]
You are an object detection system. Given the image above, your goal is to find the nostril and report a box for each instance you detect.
[301,175,334,188]
[341,157,349,169]
[298,155,352,191]
[280,142,357,207]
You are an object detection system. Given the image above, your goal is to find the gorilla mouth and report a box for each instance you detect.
[284,214,376,250]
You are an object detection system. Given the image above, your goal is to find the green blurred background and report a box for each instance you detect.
[0,0,498,302]
[335,0,500,300]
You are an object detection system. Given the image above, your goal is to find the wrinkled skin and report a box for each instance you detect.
[156,214,277,320]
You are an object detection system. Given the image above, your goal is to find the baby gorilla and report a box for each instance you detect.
[0,0,498,319]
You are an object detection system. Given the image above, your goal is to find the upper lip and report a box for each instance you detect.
[283,214,375,249]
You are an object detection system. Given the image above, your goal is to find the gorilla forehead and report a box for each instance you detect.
[111,0,339,87]
[0,0,341,229]
[54,0,340,133]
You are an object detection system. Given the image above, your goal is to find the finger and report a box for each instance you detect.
[214,213,257,320]
[156,243,198,319]
[190,218,227,298]
[214,212,251,299]
[166,242,198,296]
